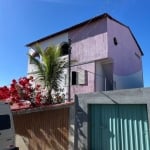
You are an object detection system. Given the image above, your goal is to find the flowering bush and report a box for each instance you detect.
[0,86,10,100]
[0,76,65,108]
[0,76,43,106]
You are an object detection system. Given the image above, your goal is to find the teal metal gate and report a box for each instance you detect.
[88,104,150,150]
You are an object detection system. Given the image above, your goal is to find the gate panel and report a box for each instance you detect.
[89,104,150,150]
[118,105,150,150]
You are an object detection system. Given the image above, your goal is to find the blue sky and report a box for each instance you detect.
[0,0,150,87]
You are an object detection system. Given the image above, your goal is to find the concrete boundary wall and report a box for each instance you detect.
[74,87,150,149]
[13,102,74,150]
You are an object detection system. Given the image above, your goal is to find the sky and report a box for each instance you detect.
[0,0,150,87]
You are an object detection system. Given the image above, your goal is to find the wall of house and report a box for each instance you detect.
[68,18,109,97]
[70,62,95,99]
[32,33,69,50]
[69,18,108,64]
[107,18,143,89]
[13,104,72,150]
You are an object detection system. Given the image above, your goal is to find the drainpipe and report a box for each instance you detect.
[104,77,107,91]
[68,39,72,102]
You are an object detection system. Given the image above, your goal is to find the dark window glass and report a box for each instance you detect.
[61,43,69,56]
[72,71,77,85]
[0,115,11,130]
[113,37,118,45]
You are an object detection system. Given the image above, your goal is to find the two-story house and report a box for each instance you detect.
[26,13,143,99]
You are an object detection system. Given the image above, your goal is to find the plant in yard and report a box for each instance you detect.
[52,89,66,104]
[0,86,10,100]
[0,76,46,106]
[28,45,67,104]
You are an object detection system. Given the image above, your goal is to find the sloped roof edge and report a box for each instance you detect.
[127,27,144,55]
[26,13,143,55]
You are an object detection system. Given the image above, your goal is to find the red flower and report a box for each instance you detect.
[0,76,47,107]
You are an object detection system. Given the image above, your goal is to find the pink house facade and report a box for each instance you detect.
[26,13,143,99]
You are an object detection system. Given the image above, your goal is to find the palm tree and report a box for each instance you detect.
[28,45,67,103]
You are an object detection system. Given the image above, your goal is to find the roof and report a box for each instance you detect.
[26,13,143,55]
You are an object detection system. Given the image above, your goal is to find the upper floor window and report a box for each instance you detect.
[113,37,118,46]
[60,42,70,56]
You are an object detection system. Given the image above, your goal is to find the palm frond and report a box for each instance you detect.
[28,54,45,82]
[28,45,67,101]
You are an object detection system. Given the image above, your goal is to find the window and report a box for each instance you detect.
[113,37,118,46]
[60,42,69,56]
[0,115,11,130]
[72,70,88,85]
[78,70,87,85]
[72,71,78,85]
